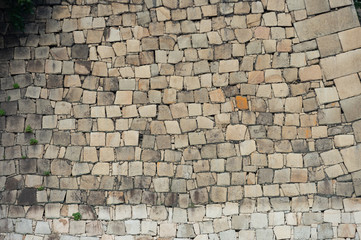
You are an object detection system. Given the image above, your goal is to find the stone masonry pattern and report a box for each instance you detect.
[1,0,361,239]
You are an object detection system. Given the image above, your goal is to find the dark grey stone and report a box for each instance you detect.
[258,168,274,184]
[315,138,333,151]
[304,152,321,167]
[18,188,37,205]
[47,75,63,88]
[133,91,148,104]
[97,92,115,105]
[178,91,194,103]
[194,88,209,103]
[335,182,354,197]
[36,99,54,114]
[223,86,239,97]
[60,33,74,46]
[126,189,142,204]
[249,125,267,138]
[53,131,70,146]
[0,49,13,60]
[291,140,309,153]
[5,176,24,190]
[116,147,135,161]
[312,196,329,211]
[0,62,9,77]
[72,45,89,59]
[19,159,37,174]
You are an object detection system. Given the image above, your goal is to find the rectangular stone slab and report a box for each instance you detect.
[320,48,361,80]
[294,6,359,42]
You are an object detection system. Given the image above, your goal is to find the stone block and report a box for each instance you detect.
[342,145,361,172]
[294,7,359,42]
[339,27,361,52]
[341,95,361,122]
[334,74,361,99]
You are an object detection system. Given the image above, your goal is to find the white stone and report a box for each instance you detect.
[240,140,256,155]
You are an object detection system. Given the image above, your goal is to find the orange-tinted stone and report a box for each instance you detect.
[248,71,265,84]
[236,96,248,110]
[298,127,312,139]
[254,27,270,39]
[277,39,292,52]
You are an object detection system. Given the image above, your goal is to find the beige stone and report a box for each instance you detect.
[299,65,322,81]
[226,125,247,141]
[135,65,151,78]
[123,131,139,146]
[317,34,342,57]
[90,132,106,146]
[294,7,359,42]
[92,62,107,77]
[209,89,225,103]
[235,29,253,43]
[334,74,361,99]
[341,145,361,172]
[114,91,132,105]
[315,87,339,105]
[156,7,171,21]
[339,27,361,52]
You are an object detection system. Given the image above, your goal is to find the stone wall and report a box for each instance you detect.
[1,0,361,239]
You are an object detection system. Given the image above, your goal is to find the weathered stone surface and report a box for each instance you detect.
[321,49,361,80]
[294,7,359,42]
[340,95,361,122]
[341,145,361,172]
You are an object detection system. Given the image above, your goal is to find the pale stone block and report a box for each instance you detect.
[139,105,157,117]
[315,87,339,105]
[135,65,151,78]
[219,60,239,73]
[90,132,105,146]
[156,7,171,21]
[335,135,354,147]
[114,91,133,105]
[165,121,181,134]
[122,131,139,146]
[92,162,109,175]
[226,125,247,141]
[294,7,359,42]
[274,226,291,239]
[341,145,361,172]
[240,140,256,155]
[334,74,361,99]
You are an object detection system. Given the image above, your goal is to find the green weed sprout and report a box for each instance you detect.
[72,212,82,221]
[25,125,33,133]
[30,138,38,145]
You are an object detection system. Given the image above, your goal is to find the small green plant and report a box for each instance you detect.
[0,109,5,116]
[72,212,82,221]
[44,171,50,176]
[37,186,44,191]
[13,83,19,89]
[30,138,38,145]
[5,0,35,31]
[21,155,26,159]
[356,0,361,9]
[25,125,33,133]
[7,96,11,101]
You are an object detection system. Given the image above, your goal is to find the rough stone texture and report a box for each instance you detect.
[0,1,361,239]
[294,7,359,42]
